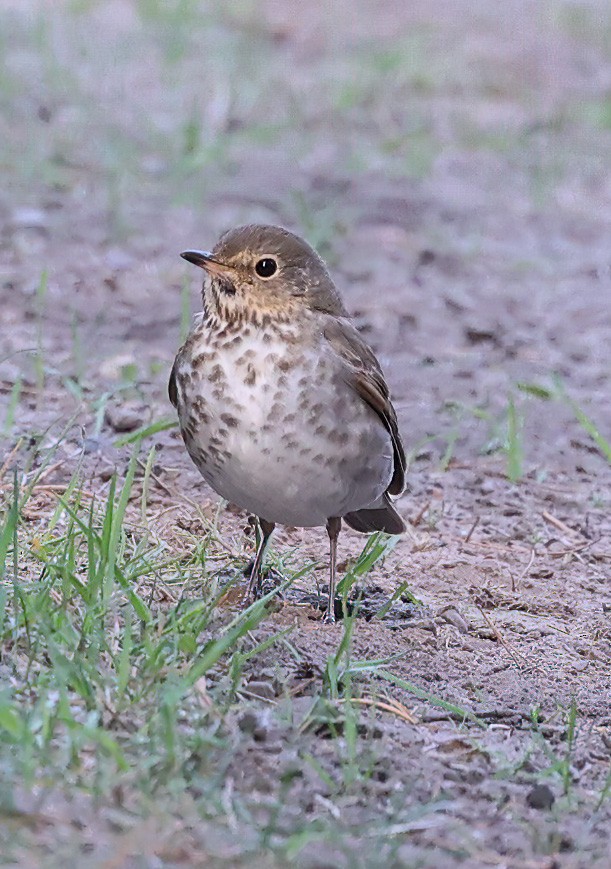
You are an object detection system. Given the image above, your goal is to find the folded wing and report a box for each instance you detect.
[323,317,406,533]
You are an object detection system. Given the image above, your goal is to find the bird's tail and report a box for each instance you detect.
[343,494,405,535]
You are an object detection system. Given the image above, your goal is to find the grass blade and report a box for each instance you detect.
[336,532,399,597]
[376,669,486,727]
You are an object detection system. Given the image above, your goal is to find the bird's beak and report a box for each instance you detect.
[180,250,233,276]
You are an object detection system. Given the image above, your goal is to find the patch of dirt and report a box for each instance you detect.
[1,0,610,865]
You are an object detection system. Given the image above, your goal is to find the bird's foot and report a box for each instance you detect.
[321,598,338,624]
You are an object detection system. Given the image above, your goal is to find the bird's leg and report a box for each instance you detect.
[323,517,342,624]
[245,517,275,603]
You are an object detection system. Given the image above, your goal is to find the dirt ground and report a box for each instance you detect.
[1,1,610,867]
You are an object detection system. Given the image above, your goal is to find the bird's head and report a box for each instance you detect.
[181,224,347,325]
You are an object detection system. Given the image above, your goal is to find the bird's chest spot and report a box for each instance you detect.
[182,326,316,443]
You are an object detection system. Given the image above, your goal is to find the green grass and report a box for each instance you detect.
[519,377,611,464]
[1,436,494,862]
[34,270,48,394]
[7,405,573,864]
[1,377,22,437]
[440,394,526,481]
[0,448,283,794]
[336,530,400,599]
[439,379,610,483]
[505,393,524,483]
[494,701,588,805]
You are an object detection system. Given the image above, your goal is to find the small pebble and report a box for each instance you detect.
[237,710,259,735]
[526,783,555,810]
[98,463,116,482]
[105,403,145,433]
[440,607,469,634]
[237,710,268,742]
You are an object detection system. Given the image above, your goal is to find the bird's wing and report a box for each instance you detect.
[323,316,405,496]
[168,355,179,408]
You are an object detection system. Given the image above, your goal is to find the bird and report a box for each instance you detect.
[169,224,406,623]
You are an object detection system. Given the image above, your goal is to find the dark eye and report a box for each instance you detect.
[255,258,277,278]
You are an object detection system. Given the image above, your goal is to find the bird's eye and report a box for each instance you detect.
[255,258,278,278]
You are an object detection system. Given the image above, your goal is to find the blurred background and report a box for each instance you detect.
[1,0,610,475]
[1,5,610,863]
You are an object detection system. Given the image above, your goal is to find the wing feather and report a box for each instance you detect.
[323,317,405,496]
[168,356,179,408]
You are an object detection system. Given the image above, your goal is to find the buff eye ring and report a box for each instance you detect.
[255,258,278,278]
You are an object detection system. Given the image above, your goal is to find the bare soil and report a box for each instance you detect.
[1,1,610,866]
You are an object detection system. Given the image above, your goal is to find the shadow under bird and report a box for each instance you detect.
[169,224,406,622]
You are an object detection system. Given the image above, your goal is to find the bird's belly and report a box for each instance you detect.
[177,334,393,527]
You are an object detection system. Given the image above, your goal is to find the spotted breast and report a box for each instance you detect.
[171,310,394,528]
